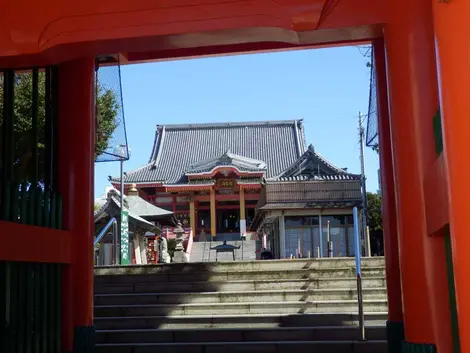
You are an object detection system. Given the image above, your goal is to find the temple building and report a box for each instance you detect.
[111,120,363,259]
[252,145,363,258]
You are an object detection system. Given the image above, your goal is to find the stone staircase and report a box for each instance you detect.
[189,240,259,262]
[94,257,388,353]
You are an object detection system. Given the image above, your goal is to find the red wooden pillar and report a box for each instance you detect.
[58,57,96,353]
[432,2,470,353]
[373,38,404,353]
[384,0,448,351]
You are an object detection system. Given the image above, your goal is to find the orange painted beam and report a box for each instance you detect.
[432,2,470,351]
[165,186,213,192]
[0,0,384,67]
[373,38,403,325]
[317,0,387,30]
[384,0,440,346]
[0,26,382,68]
[423,154,449,235]
[192,193,261,202]
[0,0,385,58]
[124,38,374,64]
[421,154,453,353]
[0,221,72,263]
[216,194,259,201]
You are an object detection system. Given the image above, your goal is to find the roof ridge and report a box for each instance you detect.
[157,119,302,130]
[153,125,166,167]
[272,174,361,182]
[293,120,303,157]
[313,149,349,174]
[270,145,357,180]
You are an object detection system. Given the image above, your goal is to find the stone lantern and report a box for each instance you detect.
[172,221,188,263]
[174,222,185,251]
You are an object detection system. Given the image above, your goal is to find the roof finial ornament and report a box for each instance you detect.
[128,183,138,196]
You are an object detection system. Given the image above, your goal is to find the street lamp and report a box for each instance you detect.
[113,145,131,208]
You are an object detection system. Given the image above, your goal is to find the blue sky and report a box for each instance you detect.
[94,45,380,198]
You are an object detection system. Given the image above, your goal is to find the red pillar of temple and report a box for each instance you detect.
[384,0,449,351]
[373,38,404,353]
[57,57,96,353]
[432,2,470,353]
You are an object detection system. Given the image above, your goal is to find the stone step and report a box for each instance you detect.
[94,267,385,285]
[95,340,387,353]
[94,288,387,306]
[95,300,388,317]
[213,233,251,241]
[94,277,387,295]
[95,326,386,344]
[94,257,385,276]
[94,313,388,330]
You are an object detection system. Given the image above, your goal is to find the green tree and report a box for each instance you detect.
[95,84,119,158]
[0,72,118,183]
[366,192,383,256]
[367,192,382,231]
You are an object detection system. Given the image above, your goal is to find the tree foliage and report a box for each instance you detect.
[367,192,382,231]
[95,84,119,158]
[0,71,118,183]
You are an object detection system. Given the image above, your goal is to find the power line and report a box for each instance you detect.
[356,45,372,58]
[299,112,371,124]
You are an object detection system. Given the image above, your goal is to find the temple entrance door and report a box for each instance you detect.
[217,209,240,233]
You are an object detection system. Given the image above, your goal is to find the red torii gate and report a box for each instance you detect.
[0,1,468,353]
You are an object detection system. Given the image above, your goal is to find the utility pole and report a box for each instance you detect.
[358,112,370,256]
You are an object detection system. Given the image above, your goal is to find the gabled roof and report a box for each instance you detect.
[270,144,360,181]
[94,189,173,227]
[94,190,159,232]
[185,151,266,175]
[112,120,306,185]
[125,194,173,218]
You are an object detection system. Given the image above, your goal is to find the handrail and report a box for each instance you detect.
[353,207,365,341]
[94,217,117,246]
[94,217,119,266]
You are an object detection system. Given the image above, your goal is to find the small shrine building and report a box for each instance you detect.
[94,186,174,264]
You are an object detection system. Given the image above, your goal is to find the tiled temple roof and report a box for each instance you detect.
[111,120,306,185]
[269,144,361,182]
